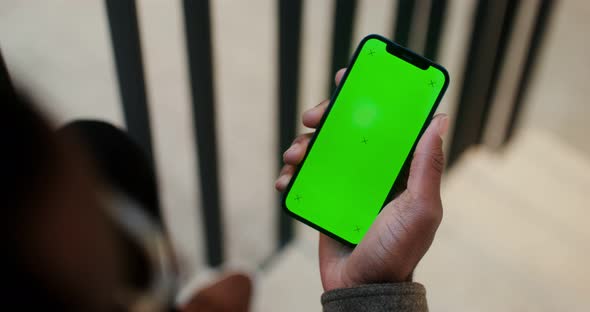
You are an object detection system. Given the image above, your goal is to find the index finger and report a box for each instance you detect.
[302,68,347,129]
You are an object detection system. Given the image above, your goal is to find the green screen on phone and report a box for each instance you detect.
[283,35,448,245]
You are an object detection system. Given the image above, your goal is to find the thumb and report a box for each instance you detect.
[407,114,449,200]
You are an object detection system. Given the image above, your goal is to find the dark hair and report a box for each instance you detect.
[1,89,75,310]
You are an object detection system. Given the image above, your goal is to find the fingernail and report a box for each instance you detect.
[274,175,283,189]
[275,175,288,190]
[438,115,449,138]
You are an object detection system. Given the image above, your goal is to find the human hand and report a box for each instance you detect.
[275,69,449,291]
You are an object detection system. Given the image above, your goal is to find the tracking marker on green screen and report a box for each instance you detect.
[283,35,449,245]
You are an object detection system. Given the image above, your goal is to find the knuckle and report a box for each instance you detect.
[418,198,443,228]
[398,192,443,228]
[412,147,445,176]
[424,205,443,227]
[430,150,445,175]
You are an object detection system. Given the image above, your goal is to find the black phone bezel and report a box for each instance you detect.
[281,34,450,247]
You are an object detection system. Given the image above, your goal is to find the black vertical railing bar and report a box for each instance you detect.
[328,0,357,95]
[424,0,448,61]
[447,0,510,166]
[504,0,556,144]
[277,0,303,249]
[393,0,416,47]
[477,0,521,142]
[104,0,155,167]
[182,0,224,266]
[448,0,488,166]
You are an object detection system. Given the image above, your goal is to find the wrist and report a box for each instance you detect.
[323,269,413,292]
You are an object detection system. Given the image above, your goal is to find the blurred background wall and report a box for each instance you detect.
[1,0,589,310]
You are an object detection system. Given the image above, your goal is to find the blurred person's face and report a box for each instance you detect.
[20,136,126,311]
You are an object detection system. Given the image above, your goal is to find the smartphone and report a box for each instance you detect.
[282,34,449,246]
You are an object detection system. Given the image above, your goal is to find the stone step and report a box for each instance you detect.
[252,241,323,312]
[422,161,587,311]
[180,128,590,311]
[416,128,590,311]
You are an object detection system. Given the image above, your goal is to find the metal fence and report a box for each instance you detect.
[1,0,555,269]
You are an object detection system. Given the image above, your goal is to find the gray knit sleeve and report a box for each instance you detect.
[321,283,428,312]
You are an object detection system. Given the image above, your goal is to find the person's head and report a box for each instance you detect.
[1,91,125,310]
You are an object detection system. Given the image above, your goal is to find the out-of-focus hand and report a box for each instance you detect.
[275,68,449,291]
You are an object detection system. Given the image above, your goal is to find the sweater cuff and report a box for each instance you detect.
[321,283,428,312]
